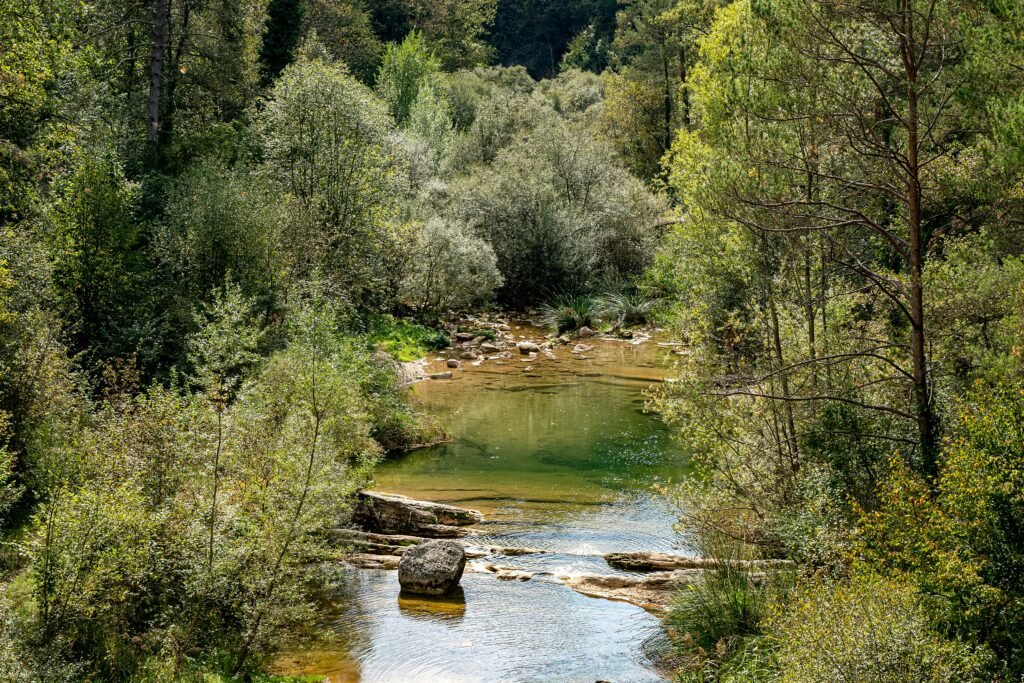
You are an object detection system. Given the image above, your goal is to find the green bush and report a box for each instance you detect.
[772,572,990,683]
[597,291,660,326]
[539,293,597,333]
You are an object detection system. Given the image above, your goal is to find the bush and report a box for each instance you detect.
[399,218,503,316]
[364,315,450,362]
[667,565,768,657]
[539,293,597,333]
[597,291,660,326]
[772,572,990,683]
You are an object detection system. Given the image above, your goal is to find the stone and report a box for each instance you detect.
[398,540,467,595]
[460,350,478,360]
[480,342,500,353]
[454,332,474,341]
[517,341,541,354]
[348,554,401,570]
[471,336,486,345]
[578,326,594,337]
[604,551,793,573]
[353,491,483,536]
[446,359,461,368]
[428,371,453,380]
[572,343,593,354]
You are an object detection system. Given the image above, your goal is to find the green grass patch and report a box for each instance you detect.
[365,315,450,362]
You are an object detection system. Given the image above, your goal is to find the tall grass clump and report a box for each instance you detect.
[539,293,597,333]
[598,291,660,326]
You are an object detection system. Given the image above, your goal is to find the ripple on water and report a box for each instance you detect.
[309,570,667,683]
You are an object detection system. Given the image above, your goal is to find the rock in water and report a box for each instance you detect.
[398,540,467,595]
[517,341,541,354]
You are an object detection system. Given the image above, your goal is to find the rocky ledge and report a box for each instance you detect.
[604,551,792,573]
[352,490,483,537]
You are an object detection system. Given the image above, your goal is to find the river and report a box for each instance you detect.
[275,323,692,682]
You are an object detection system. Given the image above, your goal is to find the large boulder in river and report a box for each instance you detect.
[398,540,467,595]
[353,491,483,536]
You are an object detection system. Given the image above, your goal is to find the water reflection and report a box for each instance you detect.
[398,587,467,623]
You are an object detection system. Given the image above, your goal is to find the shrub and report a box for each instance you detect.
[364,315,450,362]
[772,572,990,683]
[539,293,597,333]
[597,291,660,326]
[399,218,503,317]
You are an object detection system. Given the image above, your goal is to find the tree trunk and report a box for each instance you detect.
[906,81,936,479]
[148,0,169,144]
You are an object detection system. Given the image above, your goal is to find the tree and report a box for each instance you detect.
[400,217,502,314]
[376,30,441,125]
[261,0,304,83]
[260,56,406,310]
[662,0,1024,479]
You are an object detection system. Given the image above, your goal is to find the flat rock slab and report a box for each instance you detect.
[398,540,467,596]
[353,491,483,536]
[347,554,401,570]
[604,551,792,573]
[561,570,705,612]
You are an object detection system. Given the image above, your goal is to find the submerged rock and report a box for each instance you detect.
[398,540,467,595]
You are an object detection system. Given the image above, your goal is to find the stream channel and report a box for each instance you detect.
[275,323,693,682]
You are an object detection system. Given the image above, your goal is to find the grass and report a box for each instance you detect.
[364,315,450,361]
[538,293,598,333]
[597,291,661,327]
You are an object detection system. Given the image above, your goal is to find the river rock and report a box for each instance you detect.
[604,551,793,573]
[460,350,478,360]
[354,491,483,536]
[454,332,474,341]
[446,359,461,368]
[561,570,704,612]
[428,371,453,380]
[578,326,595,338]
[398,540,467,595]
[480,342,500,353]
[517,341,541,354]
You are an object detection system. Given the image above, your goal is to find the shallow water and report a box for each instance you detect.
[276,324,691,682]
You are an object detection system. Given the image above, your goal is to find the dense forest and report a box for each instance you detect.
[1,0,1023,680]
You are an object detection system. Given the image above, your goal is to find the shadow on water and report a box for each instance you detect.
[274,324,692,682]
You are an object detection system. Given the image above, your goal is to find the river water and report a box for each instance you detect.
[275,325,692,682]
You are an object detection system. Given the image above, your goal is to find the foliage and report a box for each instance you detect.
[400,217,503,315]
[771,572,990,682]
[25,303,383,678]
[597,291,660,326]
[260,56,405,310]
[859,381,1024,673]
[364,315,451,362]
[539,294,597,333]
[376,31,441,125]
